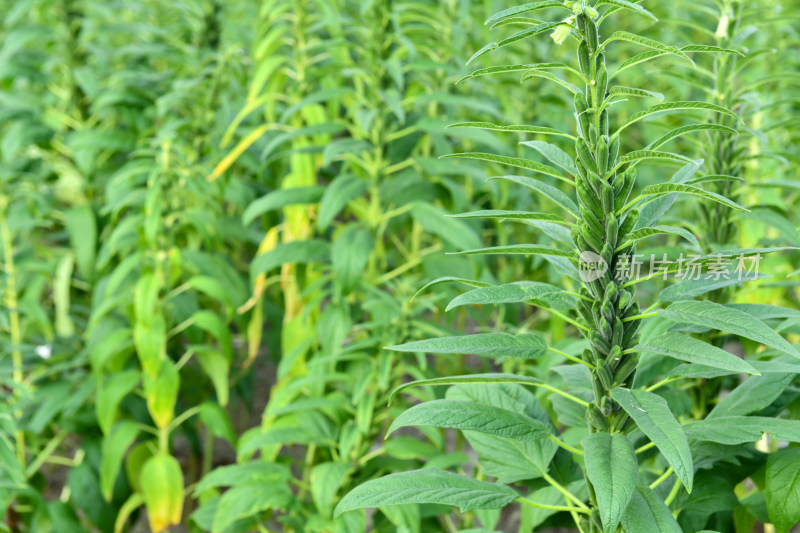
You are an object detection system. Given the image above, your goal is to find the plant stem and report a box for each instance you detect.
[649,467,674,490]
[548,347,595,369]
[517,497,591,514]
[548,435,585,456]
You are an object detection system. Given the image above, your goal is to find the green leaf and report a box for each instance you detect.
[520,69,581,94]
[466,42,498,65]
[621,485,683,533]
[389,373,545,404]
[520,140,579,175]
[683,417,800,445]
[250,240,330,280]
[766,448,800,533]
[311,462,351,518]
[489,175,579,217]
[484,1,565,26]
[446,122,573,139]
[458,64,581,85]
[442,153,569,183]
[242,186,323,226]
[211,484,292,533]
[618,150,695,169]
[101,421,139,501]
[600,32,692,65]
[387,333,548,360]
[617,225,699,250]
[597,0,658,21]
[64,205,97,281]
[609,86,664,100]
[636,333,759,375]
[648,124,738,151]
[96,370,140,435]
[332,225,374,293]
[498,21,566,48]
[411,202,482,250]
[446,282,566,312]
[636,183,748,212]
[454,244,574,259]
[334,468,518,516]
[611,388,693,492]
[660,300,798,357]
[195,463,290,494]
[707,370,796,419]
[388,399,550,441]
[449,210,570,224]
[317,175,367,231]
[582,432,638,533]
[412,277,491,301]
[616,102,742,138]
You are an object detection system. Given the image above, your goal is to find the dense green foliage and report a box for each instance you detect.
[1,0,799,532]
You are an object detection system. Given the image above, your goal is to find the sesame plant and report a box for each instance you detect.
[335,1,800,532]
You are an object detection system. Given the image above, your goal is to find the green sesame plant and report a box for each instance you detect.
[335,1,800,532]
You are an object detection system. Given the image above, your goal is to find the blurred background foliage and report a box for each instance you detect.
[0,0,798,531]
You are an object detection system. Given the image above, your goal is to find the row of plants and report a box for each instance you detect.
[0,0,798,532]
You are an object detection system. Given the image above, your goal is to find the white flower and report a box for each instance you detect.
[35,345,52,359]
[551,16,576,45]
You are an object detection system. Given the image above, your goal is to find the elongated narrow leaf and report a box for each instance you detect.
[334,468,518,516]
[317,174,367,231]
[243,187,323,226]
[442,153,569,183]
[485,1,565,26]
[636,333,759,374]
[618,225,699,249]
[682,44,745,56]
[612,50,669,79]
[412,277,491,301]
[766,448,800,533]
[611,388,693,492]
[250,240,330,279]
[601,32,692,65]
[457,64,541,84]
[618,150,695,168]
[637,183,748,211]
[389,373,545,403]
[388,399,549,441]
[683,417,800,445]
[520,140,579,175]
[617,102,741,136]
[597,0,657,21]
[609,86,664,100]
[648,124,738,151]
[446,122,573,139]
[660,300,798,357]
[489,176,579,217]
[621,485,683,533]
[583,432,638,533]
[449,210,569,224]
[387,333,547,360]
[467,42,498,65]
[686,174,743,186]
[708,371,795,419]
[454,244,574,259]
[520,69,580,94]
[498,21,566,48]
[446,282,564,312]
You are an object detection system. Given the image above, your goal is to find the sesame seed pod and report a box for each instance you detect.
[578,41,592,76]
[588,404,610,431]
[605,213,618,249]
[601,180,614,214]
[596,359,614,390]
[576,137,598,174]
[575,93,591,136]
[617,210,639,241]
[597,135,608,176]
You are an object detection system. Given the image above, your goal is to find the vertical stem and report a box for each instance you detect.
[0,197,26,469]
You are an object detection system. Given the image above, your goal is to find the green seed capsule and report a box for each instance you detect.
[605,213,618,249]
[601,299,614,322]
[577,180,604,222]
[588,404,610,431]
[580,206,605,240]
[596,136,608,176]
[575,93,591,136]
[596,360,614,390]
[622,321,640,348]
[618,289,632,309]
[578,41,591,76]
[599,109,609,136]
[576,137,598,174]
[590,331,611,354]
[596,57,608,97]
[612,317,624,347]
[589,124,598,145]
[609,135,620,166]
[604,282,618,303]
[606,345,622,365]
[615,168,637,210]
[585,19,599,50]
[601,180,614,213]
[614,353,639,385]
[601,243,613,265]
[617,210,639,241]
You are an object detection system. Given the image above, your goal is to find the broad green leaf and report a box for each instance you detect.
[250,240,330,280]
[143,360,179,429]
[658,268,766,302]
[520,140,579,175]
[661,300,798,357]
[411,202,482,250]
[611,388,693,492]
[389,373,545,404]
[600,32,692,65]
[683,417,800,445]
[64,205,97,282]
[446,282,565,312]
[616,102,741,137]
[387,333,547,360]
[582,432,638,533]
[334,468,518,515]
[101,421,139,501]
[212,484,292,533]
[621,485,682,533]
[766,448,800,533]
[484,1,565,26]
[597,0,657,21]
[636,183,748,212]
[332,225,374,293]
[742,207,800,247]
[449,210,571,225]
[317,174,367,231]
[454,244,574,259]
[196,349,230,407]
[446,122,573,139]
[636,333,759,375]
[708,371,795,419]
[617,225,699,250]
[609,86,664,100]
[388,399,549,441]
[242,186,323,226]
[311,463,351,518]
[96,370,140,435]
[140,454,184,532]
[442,153,569,183]
[727,303,800,320]
[490,175,579,217]
[668,359,800,380]
[195,463,290,494]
